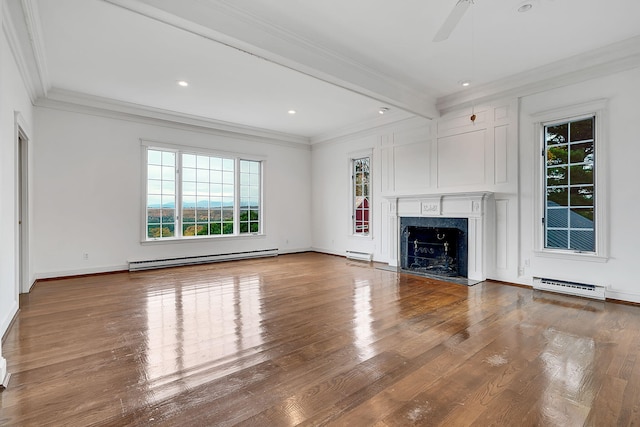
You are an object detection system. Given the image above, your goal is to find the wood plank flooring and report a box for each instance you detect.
[1,252,640,426]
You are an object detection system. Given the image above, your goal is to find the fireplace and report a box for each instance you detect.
[385,192,494,282]
[400,217,468,278]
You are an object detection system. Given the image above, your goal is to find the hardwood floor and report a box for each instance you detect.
[1,252,639,426]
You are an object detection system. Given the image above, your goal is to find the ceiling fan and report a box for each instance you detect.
[433,0,474,42]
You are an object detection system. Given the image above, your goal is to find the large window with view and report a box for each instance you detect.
[145,146,261,240]
[352,156,370,235]
[543,116,595,252]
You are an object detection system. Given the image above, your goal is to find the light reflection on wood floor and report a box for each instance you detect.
[1,252,639,426]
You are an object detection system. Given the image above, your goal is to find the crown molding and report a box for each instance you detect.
[310,108,417,145]
[311,115,431,150]
[20,0,49,95]
[103,0,439,120]
[2,0,44,102]
[437,35,640,114]
[37,88,312,148]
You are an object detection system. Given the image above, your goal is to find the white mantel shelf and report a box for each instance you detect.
[385,192,495,282]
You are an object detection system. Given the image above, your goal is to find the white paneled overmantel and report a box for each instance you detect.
[385,192,495,281]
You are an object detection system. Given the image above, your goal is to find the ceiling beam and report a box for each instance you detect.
[103,0,439,120]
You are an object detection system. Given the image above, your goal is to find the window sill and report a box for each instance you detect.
[533,250,608,263]
[141,233,265,245]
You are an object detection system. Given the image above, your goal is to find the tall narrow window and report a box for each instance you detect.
[239,160,261,234]
[352,156,370,235]
[146,149,176,238]
[544,116,595,252]
[144,144,262,241]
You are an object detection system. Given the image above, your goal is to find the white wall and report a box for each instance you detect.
[519,67,640,302]
[32,106,312,278]
[0,16,35,377]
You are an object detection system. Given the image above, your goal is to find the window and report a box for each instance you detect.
[352,156,370,235]
[145,145,261,240]
[543,116,595,252]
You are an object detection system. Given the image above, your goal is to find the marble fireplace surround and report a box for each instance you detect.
[386,192,495,282]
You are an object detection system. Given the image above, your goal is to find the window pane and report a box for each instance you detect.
[546,123,568,145]
[162,209,175,223]
[570,230,594,252]
[162,151,175,166]
[162,180,175,195]
[162,166,175,181]
[183,224,196,236]
[182,154,196,168]
[223,222,234,234]
[570,118,593,142]
[147,209,160,224]
[182,208,195,223]
[569,142,594,164]
[148,150,162,165]
[547,230,568,249]
[210,223,222,235]
[148,225,161,238]
[147,195,161,208]
[182,167,196,182]
[547,188,568,207]
[197,155,209,169]
[147,165,161,180]
[570,208,594,228]
[570,186,593,206]
[546,166,567,186]
[161,224,174,238]
[569,165,593,185]
[547,208,568,228]
[546,146,568,166]
[148,179,162,194]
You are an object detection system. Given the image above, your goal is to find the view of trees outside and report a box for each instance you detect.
[147,150,176,238]
[239,160,260,233]
[181,153,235,237]
[146,149,260,239]
[545,117,595,251]
[353,157,370,234]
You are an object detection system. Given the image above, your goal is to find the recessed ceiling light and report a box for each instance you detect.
[518,3,533,12]
[177,80,189,87]
[288,110,297,115]
[461,81,471,87]
[379,107,390,115]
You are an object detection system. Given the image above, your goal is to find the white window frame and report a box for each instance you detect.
[140,140,265,243]
[349,149,373,238]
[532,100,608,262]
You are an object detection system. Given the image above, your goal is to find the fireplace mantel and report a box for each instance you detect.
[385,192,495,281]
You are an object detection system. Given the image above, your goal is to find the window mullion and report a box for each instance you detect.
[234,158,240,235]
[176,153,182,238]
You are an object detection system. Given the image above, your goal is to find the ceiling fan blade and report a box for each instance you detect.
[432,0,472,42]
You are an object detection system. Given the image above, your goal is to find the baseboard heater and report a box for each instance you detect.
[346,250,373,262]
[128,248,278,271]
[533,277,605,300]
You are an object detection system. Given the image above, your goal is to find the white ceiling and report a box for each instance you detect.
[7,0,640,142]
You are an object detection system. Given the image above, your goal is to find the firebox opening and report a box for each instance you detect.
[400,217,468,279]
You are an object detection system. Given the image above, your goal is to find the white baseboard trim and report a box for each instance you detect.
[0,357,7,389]
[1,301,19,340]
[277,247,313,255]
[35,264,129,281]
[605,289,640,304]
